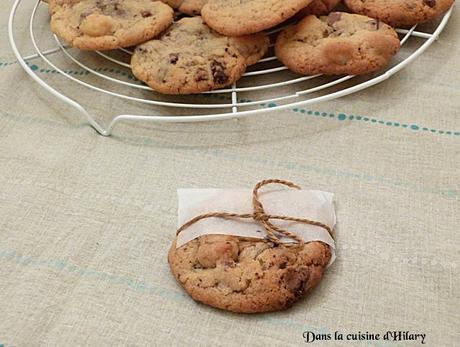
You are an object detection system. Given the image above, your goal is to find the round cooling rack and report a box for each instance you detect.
[8,0,454,136]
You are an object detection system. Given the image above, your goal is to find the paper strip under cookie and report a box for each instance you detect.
[176,188,336,265]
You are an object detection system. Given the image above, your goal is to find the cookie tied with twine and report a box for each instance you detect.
[169,179,336,313]
[176,179,334,248]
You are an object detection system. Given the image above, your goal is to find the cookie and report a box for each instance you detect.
[276,12,400,76]
[160,0,207,15]
[202,0,314,36]
[131,17,268,94]
[50,0,174,51]
[344,0,455,27]
[299,0,341,16]
[168,235,332,313]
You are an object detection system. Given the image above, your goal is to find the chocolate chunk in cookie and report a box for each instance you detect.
[160,0,208,16]
[344,0,455,27]
[298,0,341,16]
[131,17,268,94]
[50,0,174,50]
[168,235,332,313]
[276,12,400,76]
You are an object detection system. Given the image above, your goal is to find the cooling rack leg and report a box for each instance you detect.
[9,0,113,136]
[231,82,238,114]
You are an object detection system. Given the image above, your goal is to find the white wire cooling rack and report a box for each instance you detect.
[8,0,454,136]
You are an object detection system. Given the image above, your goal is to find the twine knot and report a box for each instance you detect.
[253,211,269,222]
[177,179,333,248]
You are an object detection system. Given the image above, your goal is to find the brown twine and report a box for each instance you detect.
[176,179,333,248]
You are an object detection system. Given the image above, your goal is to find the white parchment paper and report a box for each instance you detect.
[177,188,336,265]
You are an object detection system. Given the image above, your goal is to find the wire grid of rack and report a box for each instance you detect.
[8,0,454,136]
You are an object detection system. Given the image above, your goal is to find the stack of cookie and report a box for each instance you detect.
[49,0,455,94]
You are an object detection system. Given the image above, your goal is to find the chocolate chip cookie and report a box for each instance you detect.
[276,12,400,76]
[201,0,314,36]
[344,0,455,27]
[50,0,174,50]
[131,17,268,94]
[160,0,207,15]
[299,0,341,16]
[168,235,332,313]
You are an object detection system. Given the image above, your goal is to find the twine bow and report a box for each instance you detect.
[176,179,333,247]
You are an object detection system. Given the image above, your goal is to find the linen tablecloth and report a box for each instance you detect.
[0,1,459,346]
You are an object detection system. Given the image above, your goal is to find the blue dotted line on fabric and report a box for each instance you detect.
[290,107,460,136]
[2,60,459,137]
[25,61,138,79]
[208,94,460,137]
[0,61,16,68]
[1,60,138,80]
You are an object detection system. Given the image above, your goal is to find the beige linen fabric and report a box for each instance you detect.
[0,1,459,346]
